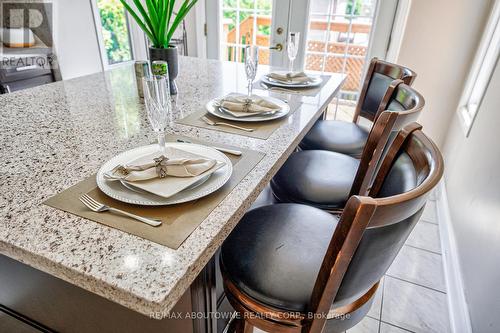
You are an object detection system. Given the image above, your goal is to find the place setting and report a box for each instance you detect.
[255,32,330,96]
[177,45,300,140]
[44,75,265,249]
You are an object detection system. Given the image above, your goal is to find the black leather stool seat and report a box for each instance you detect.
[271,150,360,210]
[221,204,339,312]
[299,120,369,158]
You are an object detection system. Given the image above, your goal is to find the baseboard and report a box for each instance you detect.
[436,180,472,333]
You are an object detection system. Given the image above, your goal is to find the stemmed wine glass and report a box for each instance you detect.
[287,32,300,72]
[143,75,171,154]
[244,45,259,97]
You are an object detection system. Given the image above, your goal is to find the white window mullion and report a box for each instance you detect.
[236,0,241,60]
[252,0,257,45]
[321,0,335,72]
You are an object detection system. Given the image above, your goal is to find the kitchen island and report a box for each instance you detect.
[0,56,344,332]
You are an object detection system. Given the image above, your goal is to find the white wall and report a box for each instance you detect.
[184,9,199,56]
[396,0,493,147]
[53,0,103,80]
[398,0,500,330]
[442,58,500,333]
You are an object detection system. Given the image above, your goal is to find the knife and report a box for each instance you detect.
[176,139,242,156]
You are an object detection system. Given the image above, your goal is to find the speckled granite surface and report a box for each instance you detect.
[0,56,344,316]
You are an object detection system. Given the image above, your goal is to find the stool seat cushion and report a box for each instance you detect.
[271,150,360,210]
[299,120,370,157]
[220,204,339,312]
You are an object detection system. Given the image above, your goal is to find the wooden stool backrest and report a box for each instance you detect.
[349,83,425,200]
[353,57,417,123]
[306,124,443,333]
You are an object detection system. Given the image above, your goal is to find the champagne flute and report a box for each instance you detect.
[244,45,259,97]
[287,32,300,72]
[143,76,171,154]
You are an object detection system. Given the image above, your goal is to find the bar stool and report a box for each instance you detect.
[220,124,443,333]
[299,58,417,158]
[271,83,424,212]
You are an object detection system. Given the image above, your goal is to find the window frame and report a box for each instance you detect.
[90,0,138,70]
[457,0,500,136]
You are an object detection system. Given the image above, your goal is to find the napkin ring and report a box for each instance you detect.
[243,98,252,112]
[114,165,130,176]
[154,155,170,178]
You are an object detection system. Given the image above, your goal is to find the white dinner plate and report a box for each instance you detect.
[261,72,323,88]
[205,95,290,123]
[96,143,233,206]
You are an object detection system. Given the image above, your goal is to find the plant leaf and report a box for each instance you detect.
[166,0,176,40]
[119,0,156,44]
[145,0,159,34]
[166,0,197,46]
[131,0,158,45]
[157,0,168,46]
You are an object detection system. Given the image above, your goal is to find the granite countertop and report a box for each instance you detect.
[0,56,344,316]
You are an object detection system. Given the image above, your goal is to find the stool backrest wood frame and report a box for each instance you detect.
[353,58,417,123]
[306,124,444,333]
[349,82,425,200]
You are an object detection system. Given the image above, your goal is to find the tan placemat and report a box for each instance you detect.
[176,100,301,140]
[44,136,265,249]
[254,74,331,97]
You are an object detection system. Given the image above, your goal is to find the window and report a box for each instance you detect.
[458,0,500,136]
[93,0,134,67]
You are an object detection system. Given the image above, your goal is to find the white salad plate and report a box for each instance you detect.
[205,95,290,122]
[261,72,322,88]
[96,143,232,206]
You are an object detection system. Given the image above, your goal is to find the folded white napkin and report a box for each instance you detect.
[104,147,225,198]
[219,93,280,117]
[105,155,215,181]
[267,71,312,84]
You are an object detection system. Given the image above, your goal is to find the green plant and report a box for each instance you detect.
[119,0,198,48]
[346,0,362,16]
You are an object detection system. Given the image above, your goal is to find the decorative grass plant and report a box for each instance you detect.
[119,0,198,48]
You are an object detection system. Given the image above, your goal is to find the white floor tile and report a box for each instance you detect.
[382,276,450,333]
[420,201,437,224]
[387,246,446,292]
[380,322,413,332]
[406,221,441,254]
[347,316,380,333]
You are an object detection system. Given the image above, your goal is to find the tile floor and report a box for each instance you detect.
[253,195,451,333]
[253,103,451,332]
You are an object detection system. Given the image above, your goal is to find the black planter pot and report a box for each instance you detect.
[149,46,179,95]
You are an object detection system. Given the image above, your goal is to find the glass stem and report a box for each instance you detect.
[158,131,166,154]
[289,59,294,72]
[248,79,253,96]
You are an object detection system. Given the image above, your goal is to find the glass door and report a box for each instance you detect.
[205,0,309,68]
[304,0,398,120]
[206,0,400,120]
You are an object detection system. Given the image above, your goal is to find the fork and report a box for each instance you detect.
[79,194,162,227]
[201,116,254,132]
